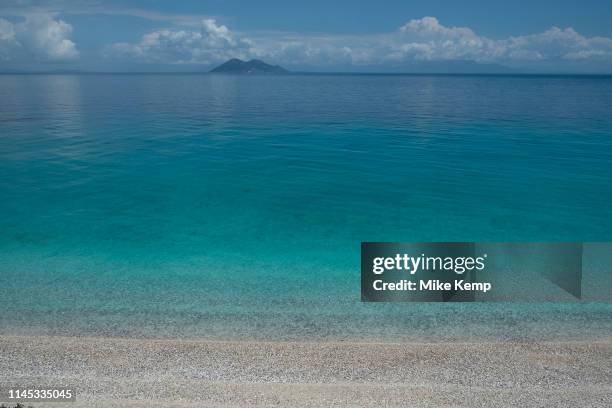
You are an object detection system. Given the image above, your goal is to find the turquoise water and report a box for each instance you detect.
[1,74,611,341]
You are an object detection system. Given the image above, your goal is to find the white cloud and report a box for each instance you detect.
[0,18,19,59]
[386,17,612,66]
[20,14,78,60]
[393,16,501,61]
[260,37,357,66]
[0,13,78,62]
[104,15,612,71]
[108,19,254,64]
[505,27,612,61]
[391,17,612,65]
[0,18,15,41]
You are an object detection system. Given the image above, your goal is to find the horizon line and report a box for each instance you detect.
[2,71,612,77]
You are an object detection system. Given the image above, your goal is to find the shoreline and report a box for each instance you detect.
[2,335,610,407]
[3,333,612,346]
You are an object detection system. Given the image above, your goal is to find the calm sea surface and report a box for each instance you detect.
[1,74,611,341]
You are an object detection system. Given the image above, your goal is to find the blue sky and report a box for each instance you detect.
[1,0,612,72]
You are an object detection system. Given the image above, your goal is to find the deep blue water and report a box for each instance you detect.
[0,74,611,341]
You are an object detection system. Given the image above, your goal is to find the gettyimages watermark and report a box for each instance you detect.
[361,242,612,302]
[0,386,76,403]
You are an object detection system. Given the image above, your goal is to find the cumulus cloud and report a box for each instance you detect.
[392,16,501,61]
[392,17,612,64]
[505,26,612,61]
[103,15,612,71]
[108,19,254,64]
[0,18,16,41]
[261,38,358,66]
[0,18,17,59]
[20,14,78,60]
[0,13,78,61]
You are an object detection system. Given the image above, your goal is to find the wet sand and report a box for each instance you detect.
[1,335,611,407]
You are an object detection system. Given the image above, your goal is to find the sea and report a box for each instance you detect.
[1,73,611,341]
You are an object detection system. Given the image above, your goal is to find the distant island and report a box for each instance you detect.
[210,59,289,74]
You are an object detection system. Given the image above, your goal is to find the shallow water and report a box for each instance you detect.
[1,74,611,341]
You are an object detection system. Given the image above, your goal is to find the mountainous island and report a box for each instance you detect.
[210,59,289,74]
